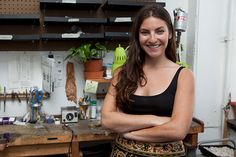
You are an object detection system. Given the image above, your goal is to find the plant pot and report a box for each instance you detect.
[230,101,236,119]
[84,70,104,80]
[84,59,103,72]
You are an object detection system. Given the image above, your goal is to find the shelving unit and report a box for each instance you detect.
[0,13,40,42]
[0,0,166,50]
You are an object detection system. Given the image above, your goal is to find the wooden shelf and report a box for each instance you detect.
[40,0,102,10]
[0,14,40,25]
[87,78,111,83]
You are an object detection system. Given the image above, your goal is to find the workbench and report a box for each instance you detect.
[0,118,204,157]
[0,124,73,157]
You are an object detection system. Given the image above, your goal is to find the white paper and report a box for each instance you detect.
[41,56,55,93]
[8,53,33,90]
[84,80,98,94]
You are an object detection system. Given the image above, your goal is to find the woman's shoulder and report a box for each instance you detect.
[178,67,194,84]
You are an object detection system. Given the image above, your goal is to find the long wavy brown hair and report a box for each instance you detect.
[115,4,177,110]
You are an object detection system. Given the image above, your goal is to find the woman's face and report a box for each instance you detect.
[139,16,171,59]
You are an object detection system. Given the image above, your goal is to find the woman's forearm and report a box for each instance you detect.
[102,112,171,133]
[122,118,191,142]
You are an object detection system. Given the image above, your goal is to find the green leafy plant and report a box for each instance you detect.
[65,42,107,63]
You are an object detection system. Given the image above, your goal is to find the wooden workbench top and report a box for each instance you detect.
[0,118,204,147]
[0,124,72,146]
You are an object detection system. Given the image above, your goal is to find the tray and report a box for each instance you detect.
[198,138,235,157]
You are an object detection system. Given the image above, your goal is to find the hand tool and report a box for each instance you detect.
[15,92,21,103]
[3,87,6,112]
[11,91,15,102]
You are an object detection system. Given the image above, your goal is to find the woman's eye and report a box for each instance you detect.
[156,30,164,34]
[140,31,149,35]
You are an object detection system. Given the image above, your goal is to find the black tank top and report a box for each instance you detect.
[123,67,184,117]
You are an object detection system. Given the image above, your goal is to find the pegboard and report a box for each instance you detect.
[0,0,39,14]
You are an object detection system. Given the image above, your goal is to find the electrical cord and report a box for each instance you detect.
[62,123,74,156]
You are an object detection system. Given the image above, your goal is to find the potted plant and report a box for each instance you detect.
[65,42,107,79]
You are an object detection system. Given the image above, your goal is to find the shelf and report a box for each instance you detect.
[87,78,111,83]
[44,16,107,25]
[102,0,166,11]
[0,34,40,41]
[105,32,130,40]
[0,14,40,25]
[41,33,104,40]
[40,0,102,10]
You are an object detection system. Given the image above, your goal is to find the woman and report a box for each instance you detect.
[102,4,194,157]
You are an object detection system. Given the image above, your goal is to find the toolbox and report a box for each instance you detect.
[198,138,235,157]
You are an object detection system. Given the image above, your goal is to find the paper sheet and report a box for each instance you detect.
[8,53,33,91]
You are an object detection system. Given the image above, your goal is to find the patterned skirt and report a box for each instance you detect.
[110,135,186,157]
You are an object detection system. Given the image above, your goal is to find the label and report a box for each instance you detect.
[61,33,80,38]
[62,0,76,4]
[0,35,13,40]
[114,17,132,23]
[68,18,80,22]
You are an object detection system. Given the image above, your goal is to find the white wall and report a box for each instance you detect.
[0,51,86,117]
[193,0,236,141]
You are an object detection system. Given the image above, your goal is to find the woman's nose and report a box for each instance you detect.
[149,33,157,42]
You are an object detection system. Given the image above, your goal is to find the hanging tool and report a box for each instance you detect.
[26,89,29,104]
[15,92,21,103]
[11,91,21,103]
[11,91,15,101]
[173,8,187,62]
[3,87,6,112]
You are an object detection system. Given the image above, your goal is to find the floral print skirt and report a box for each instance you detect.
[110,135,186,157]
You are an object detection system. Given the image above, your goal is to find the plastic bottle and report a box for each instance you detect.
[90,101,97,119]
